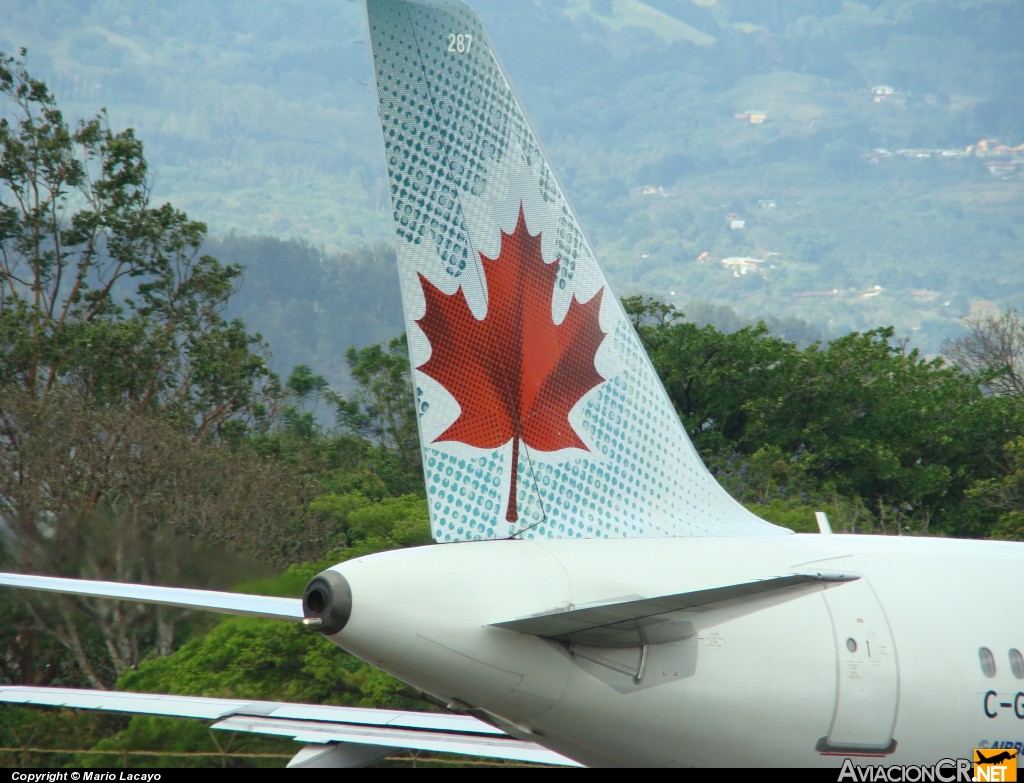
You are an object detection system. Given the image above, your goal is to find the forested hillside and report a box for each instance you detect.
[2,0,1021,354]
[206,236,404,391]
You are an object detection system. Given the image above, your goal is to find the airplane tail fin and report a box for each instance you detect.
[365,0,788,542]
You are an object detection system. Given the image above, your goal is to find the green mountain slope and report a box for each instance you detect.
[2,0,1021,356]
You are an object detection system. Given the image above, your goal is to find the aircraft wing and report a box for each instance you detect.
[0,572,304,621]
[0,573,577,766]
[492,572,858,646]
[0,686,580,768]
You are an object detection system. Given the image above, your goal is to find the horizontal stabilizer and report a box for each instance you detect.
[0,572,303,621]
[491,572,857,647]
[0,686,579,766]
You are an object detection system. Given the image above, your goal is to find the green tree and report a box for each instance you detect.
[0,49,274,430]
[965,436,1024,541]
[756,328,986,533]
[624,296,798,454]
[626,296,1017,535]
[0,52,301,691]
[336,336,421,493]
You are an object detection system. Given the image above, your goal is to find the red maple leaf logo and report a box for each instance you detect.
[416,206,606,523]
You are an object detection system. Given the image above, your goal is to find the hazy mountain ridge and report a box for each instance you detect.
[2,0,1022,359]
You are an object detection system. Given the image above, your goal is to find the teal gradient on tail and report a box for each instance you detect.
[365,0,789,542]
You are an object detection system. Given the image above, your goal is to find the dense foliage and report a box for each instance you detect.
[625,296,1023,537]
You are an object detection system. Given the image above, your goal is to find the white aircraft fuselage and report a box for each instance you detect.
[323,534,1024,767]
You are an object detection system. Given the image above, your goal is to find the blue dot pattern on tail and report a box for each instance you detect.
[366,0,788,542]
